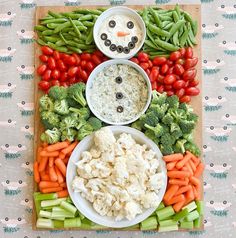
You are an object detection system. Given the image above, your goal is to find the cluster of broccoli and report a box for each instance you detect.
[39,83,102,144]
[132,91,200,156]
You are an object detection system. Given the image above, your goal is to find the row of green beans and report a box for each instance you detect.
[34,9,106,54]
[139,5,198,57]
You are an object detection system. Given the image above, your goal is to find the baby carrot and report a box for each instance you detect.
[40,172,50,181]
[194,163,204,177]
[49,166,58,182]
[163,185,179,202]
[57,189,68,198]
[46,141,69,152]
[117,31,130,37]
[169,179,188,186]
[59,152,65,160]
[195,184,202,201]
[166,194,185,205]
[185,186,194,201]
[39,181,59,189]
[189,176,201,187]
[55,159,67,177]
[41,187,63,194]
[192,185,198,199]
[166,161,177,170]
[49,157,54,168]
[167,171,190,179]
[38,157,48,172]
[173,199,185,212]
[42,142,48,148]
[37,147,43,163]
[63,156,70,165]
[176,152,192,169]
[40,150,59,157]
[185,162,194,176]
[175,185,192,195]
[163,153,183,162]
[33,161,40,183]
[189,159,196,172]
[59,182,67,188]
[55,166,64,184]
[191,156,200,167]
[61,141,78,155]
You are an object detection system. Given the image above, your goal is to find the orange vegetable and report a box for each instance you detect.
[57,189,69,198]
[46,141,69,152]
[185,162,194,175]
[39,172,50,181]
[173,199,185,212]
[63,156,70,165]
[166,161,177,170]
[61,141,78,155]
[191,156,200,167]
[59,182,67,188]
[167,171,190,179]
[194,163,204,177]
[33,161,40,183]
[55,158,67,177]
[163,185,179,202]
[37,147,43,163]
[163,153,183,162]
[49,157,54,167]
[42,142,48,148]
[185,186,194,201]
[169,179,188,186]
[189,159,196,172]
[176,152,192,169]
[55,166,64,184]
[38,157,48,172]
[175,185,192,196]
[195,185,202,201]
[39,181,59,189]
[49,166,57,182]
[41,187,63,193]
[189,176,200,187]
[166,194,185,205]
[59,152,65,160]
[117,31,130,37]
[40,150,59,157]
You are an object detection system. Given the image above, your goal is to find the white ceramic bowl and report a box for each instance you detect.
[85,59,152,125]
[93,6,146,59]
[66,126,167,228]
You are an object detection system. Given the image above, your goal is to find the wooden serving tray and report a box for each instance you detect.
[34,4,202,231]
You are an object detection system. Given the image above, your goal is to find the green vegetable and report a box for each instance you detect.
[36,218,54,228]
[39,210,52,219]
[61,128,77,142]
[60,201,77,215]
[144,124,164,137]
[131,120,143,131]
[180,220,193,229]
[51,207,75,219]
[140,217,158,230]
[185,210,199,222]
[41,198,66,208]
[40,128,61,144]
[69,107,90,120]
[39,94,54,111]
[87,117,102,130]
[34,192,57,201]
[64,218,81,228]
[40,111,60,129]
[184,141,201,157]
[159,219,177,227]
[196,201,204,215]
[173,208,189,221]
[182,201,197,212]
[68,82,86,107]
[156,206,175,221]
[34,192,41,216]
[77,123,94,140]
[194,216,202,228]
[54,99,69,115]
[49,85,67,101]
[156,202,165,211]
[60,115,78,130]
[158,224,178,232]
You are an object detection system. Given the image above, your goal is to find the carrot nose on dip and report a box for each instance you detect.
[117,31,130,37]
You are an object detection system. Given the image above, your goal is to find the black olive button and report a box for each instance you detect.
[127,21,134,29]
[117,45,123,53]
[128,42,135,49]
[117,106,123,113]
[115,76,122,84]
[123,47,130,54]
[109,20,116,28]
[116,92,123,99]
[131,36,138,43]
[104,39,111,46]
[110,44,117,51]
[101,33,107,40]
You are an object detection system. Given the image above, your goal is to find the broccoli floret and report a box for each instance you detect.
[162,113,174,125]
[61,128,77,142]
[60,115,78,131]
[54,99,69,115]
[179,102,193,113]
[169,108,186,122]
[88,117,102,130]
[166,95,179,108]
[160,123,170,134]
[139,111,159,127]
[183,133,194,142]
[187,112,198,123]
[131,120,143,131]
[69,107,90,120]
[68,83,86,107]
[39,94,54,111]
[66,97,81,108]
[179,120,195,134]
[170,123,182,140]
[144,123,164,137]
[144,129,160,145]
[160,144,174,155]
[160,133,175,146]
[77,123,94,141]
[173,139,187,154]
[184,142,201,157]
[40,128,61,144]
[152,91,167,105]
[75,119,87,130]
[49,86,67,100]
[40,111,60,129]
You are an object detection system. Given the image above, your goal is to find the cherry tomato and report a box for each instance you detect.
[145,68,151,76]
[68,66,79,77]
[157,74,164,84]
[41,46,53,55]
[164,74,176,85]
[93,50,104,58]
[65,56,77,66]
[161,64,169,75]
[39,55,48,63]
[157,85,164,93]
[81,53,91,61]
[38,80,50,90]
[173,80,186,90]
[183,69,197,81]
[151,81,158,90]
[149,67,159,83]
[91,54,102,65]
[80,70,88,81]
[60,82,69,87]
[175,75,181,81]
[80,60,87,69]
[153,56,167,66]
[175,88,185,98]
[166,66,174,75]
[176,58,185,65]
[180,95,191,103]
[60,72,68,82]
[166,59,174,66]
[60,53,69,60]
[179,48,186,57]
[57,60,67,71]
[48,57,56,70]
[140,62,149,70]
[72,53,81,65]
[148,60,153,68]
[174,64,185,75]
[184,57,198,70]
[85,61,95,72]
[37,64,47,75]
[169,51,181,61]
[185,81,190,88]
[102,56,109,61]
[51,69,60,80]
[164,84,173,90]
[189,78,199,87]
[185,87,200,96]
[53,51,60,60]
[130,57,139,64]
[68,77,77,85]
[137,52,149,62]
[42,69,51,81]
[185,47,193,59]
[51,80,60,86]
[167,90,174,96]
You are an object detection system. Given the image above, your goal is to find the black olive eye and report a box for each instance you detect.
[25,199,29,202]
[6,180,9,184]
[210,126,214,130]
[128,42,135,49]
[123,47,130,54]
[108,20,116,28]
[223,126,227,130]
[205,96,209,100]
[19,180,22,184]
[131,36,138,43]
[26,162,29,165]
[18,144,22,148]
[22,101,25,105]
[25,125,29,129]
[104,39,111,46]
[218,96,222,100]
[203,60,207,64]
[21,65,25,69]
[224,77,228,81]
[223,163,227,167]
[210,163,214,167]
[204,182,206,186]
[5,144,9,148]
[21,29,25,33]
[117,106,123,113]
[8,47,11,51]
[5,217,9,221]
[110,44,117,51]
[221,5,225,8]
[18,218,21,221]
[127,21,134,29]
[8,119,12,123]
[225,114,229,118]
[117,45,123,53]
[8,83,11,87]
[223,200,227,204]
[115,76,122,84]
[116,92,123,99]
[7,12,11,15]
[216,59,220,63]
[215,23,219,27]
[100,33,107,40]
[210,200,214,204]
[203,145,207,149]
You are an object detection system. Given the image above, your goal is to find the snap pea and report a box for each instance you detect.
[183,12,195,31]
[74,38,86,44]
[67,41,95,50]
[175,4,181,18]
[158,11,173,17]
[61,27,73,33]
[59,32,68,44]
[145,40,159,49]
[187,37,193,47]
[68,31,77,37]
[73,9,91,14]
[69,17,81,37]
[163,22,173,31]
[34,25,48,31]
[86,27,94,45]
[67,46,82,54]
[61,33,74,40]
[148,23,170,38]
[149,7,162,28]
[53,20,85,34]
[173,11,179,23]
[192,20,198,36]
[155,39,179,51]
[55,40,66,46]
[179,25,189,47]
[46,23,60,29]
[172,30,179,46]
[142,7,149,24]
[41,18,67,25]
[159,15,172,21]
[79,14,93,21]
[48,11,63,18]
[37,38,47,46]
[168,19,185,39]
[82,21,94,27]
[61,13,82,19]
[89,9,103,15]
[42,30,54,36]
[188,26,197,45]
[40,16,53,21]
[47,42,69,53]
[44,36,60,43]
[149,51,168,56]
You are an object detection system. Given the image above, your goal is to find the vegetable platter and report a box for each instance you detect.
[33,4,203,232]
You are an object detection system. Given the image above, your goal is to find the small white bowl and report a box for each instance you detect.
[93,6,146,59]
[66,126,167,228]
[85,59,152,125]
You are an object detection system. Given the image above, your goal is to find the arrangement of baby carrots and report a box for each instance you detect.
[34,140,78,197]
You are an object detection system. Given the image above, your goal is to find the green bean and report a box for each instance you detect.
[79,34,87,41]
[168,19,185,39]
[47,42,69,52]
[69,17,81,37]
[82,21,94,27]
[173,11,179,23]
[55,40,66,46]
[175,4,181,18]
[156,9,169,14]
[46,23,60,29]
[59,32,68,44]
[86,27,94,45]
[37,38,47,46]
[159,15,172,21]
[184,12,195,31]
[42,30,54,35]
[41,18,67,25]
[61,13,82,19]
[179,25,189,47]
[61,27,73,33]
[158,11,173,17]
[40,16,53,21]
[149,8,162,28]
[67,41,95,50]
[188,26,197,45]
[187,37,193,47]
[79,14,93,21]
[53,20,84,34]
[62,33,74,40]
[48,11,63,18]
[172,31,179,46]
[148,23,170,38]
[74,38,86,44]
[89,9,103,15]
[145,40,159,49]
[68,31,77,37]
[142,7,149,24]
[44,36,60,43]
[73,9,91,14]
[192,20,198,36]
[155,39,179,51]
[34,25,48,31]
[163,22,173,30]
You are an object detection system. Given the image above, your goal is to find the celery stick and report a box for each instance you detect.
[158,224,178,232]
[182,201,197,212]
[156,206,175,221]
[33,192,41,216]
[39,210,52,219]
[51,207,75,219]
[156,202,165,211]
[180,221,194,229]
[196,201,204,215]
[140,217,158,230]
[36,218,54,228]
[185,210,199,222]
[173,208,189,221]
[34,192,57,201]
[80,218,92,229]
[64,217,81,228]
[60,201,77,215]
[42,206,54,211]
[159,219,177,227]
[194,215,202,228]
[41,198,66,207]
[53,220,64,228]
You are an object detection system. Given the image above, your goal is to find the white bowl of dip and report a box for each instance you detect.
[86,59,152,125]
[93,6,146,59]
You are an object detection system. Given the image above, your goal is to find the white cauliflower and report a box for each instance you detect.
[72,176,87,193]
[141,192,159,209]
[117,133,136,149]
[124,201,142,220]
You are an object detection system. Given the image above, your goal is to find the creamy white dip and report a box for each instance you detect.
[88,64,148,124]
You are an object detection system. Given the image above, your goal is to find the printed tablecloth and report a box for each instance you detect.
[0,0,236,237]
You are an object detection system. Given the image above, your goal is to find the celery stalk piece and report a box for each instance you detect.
[41,198,67,208]
[51,207,75,219]
[158,224,178,232]
[182,201,197,212]
[79,212,85,220]
[173,208,189,221]
[185,210,199,222]
[53,220,64,228]
[156,206,175,221]
[34,192,57,201]
[64,218,81,228]
[36,218,54,228]
[196,201,204,215]
[60,201,77,215]
[80,223,91,229]
[39,210,52,219]
[33,193,41,216]
[180,221,194,229]
[159,219,177,227]
[66,197,73,204]
[42,206,54,211]
[140,217,158,230]
[194,215,202,228]
[156,202,165,211]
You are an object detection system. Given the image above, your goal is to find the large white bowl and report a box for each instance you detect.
[93,6,146,59]
[85,59,152,125]
[66,126,167,228]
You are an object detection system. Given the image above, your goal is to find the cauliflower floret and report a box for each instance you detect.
[93,198,110,216]
[90,148,101,158]
[148,173,163,191]
[72,176,87,193]
[113,156,129,185]
[81,151,92,162]
[130,143,145,160]
[149,159,160,174]
[94,127,116,152]
[101,150,115,163]
[117,133,136,149]
[86,178,104,192]
[113,143,124,156]
[77,163,93,179]
[126,183,144,200]
[143,149,156,161]
[124,201,143,220]
[140,192,159,209]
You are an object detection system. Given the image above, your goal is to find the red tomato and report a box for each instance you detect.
[189,78,199,87]
[65,56,77,66]
[80,60,87,69]
[137,52,149,62]
[93,50,104,58]
[51,69,60,80]
[39,55,48,63]
[42,69,51,81]
[37,64,47,75]
[60,82,69,87]
[68,66,79,77]
[176,58,185,65]
[48,57,56,70]
[173,80,186,90]
[72,53,81,65]
[185,87,200,96]
[169,51,181,61]
[81,53,91,61]
[164,84,173,90]
[60,72,68,82]
[148,60,153,68]
[145,68,151,76]
[91,54,102,65]
[167,66,174,75]
[185,81,190,88]
[151,81,158,90]
[183,69,197,81]
[102,56,109,61]
[38,80,50,90]
[130,57,139,64]
[161,64,169,75]
[149,67,159,83]
[153,56,167,66]
[85,61,95,72]
[179,48,186,57]
[157,74,164,84]
[51,80,60,86]
[175,88,185,98]
[164,74,176,85]
[53,51,60,60]
[185,47,193,59]
[80,70,88,81]
[167,90,174,96]
[68,77,77,85]
[60,53,68,60]
[174,64,185,75]
[41,46,53,55]
[57,60,67,71]
[140,62,149,70]
[166,59,174,66]
[184,57,198,70]
[175,75,181,81]
[157,85,164,93]
[180,95,191,103]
